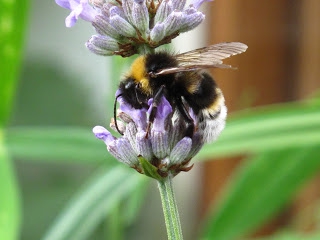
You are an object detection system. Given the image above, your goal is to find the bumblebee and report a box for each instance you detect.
[115,42,248,143]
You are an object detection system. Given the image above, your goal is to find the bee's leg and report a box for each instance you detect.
[175,97,194,138]
[114,93,124,135]
[145,85,165,138]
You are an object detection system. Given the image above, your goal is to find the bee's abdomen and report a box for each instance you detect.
[180,72,227,143]
[180,72,218,114]
[198,103,227,143]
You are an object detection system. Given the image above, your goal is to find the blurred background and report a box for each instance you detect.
[4,0,320,239]
[202,0,320,237]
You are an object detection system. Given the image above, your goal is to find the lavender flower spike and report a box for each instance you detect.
[56,0,214,56]
[93,95,204,179]
[55,0,97,27]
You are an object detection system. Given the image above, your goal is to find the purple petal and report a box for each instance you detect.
[55,0,74,9]
[92,15,121,39]
[85,40,115,56]
[56,0,97,27]
[154,0,173,24]
[87,35,119,51]
[179,8,205,32]
[162,10,184,36]
[189,0,213,9]
[113,138,139,166]
[136,131,153,161]
[150,22,166,42]
[172,0,186,11]
[131,0,149,36]
[188,106,197,123]
[122,0,134,24]
[117,95,147,130]
[169,137,192,165]
[123,122,138,153]
[150,131,169,159]
[109,10,137,37]
[92,126,116,145]
[148,96,172,132]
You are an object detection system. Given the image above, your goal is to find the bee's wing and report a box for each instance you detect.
[153,42,248,76]
[176,42,248,68]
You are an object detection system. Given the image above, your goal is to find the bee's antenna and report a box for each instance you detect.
[114,94,124,135]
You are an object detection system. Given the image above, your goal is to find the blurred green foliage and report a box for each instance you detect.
[0,1,29,239]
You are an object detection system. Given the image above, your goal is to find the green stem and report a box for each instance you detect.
[157,174,183,240]
[138,44,155,55]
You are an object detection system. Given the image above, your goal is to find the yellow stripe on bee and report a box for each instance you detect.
[186,81,200,94]
[129,56,151,94]
[130,56,146,82]
[138,77,151,94]
[207,88,224,113]
[184,72,201,94]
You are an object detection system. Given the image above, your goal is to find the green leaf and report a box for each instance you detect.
[202,147,320,240]
[0,131,20,240]
[198,101,320,159]
[0,0,29,126]
[0,0,27,231]
[42,166,148,240]
[122,178,149,225]
[139,156,163,180]
[106,179,149,240]
[256,232,320,240]
[6,127,111,163]
[107,204,125,240]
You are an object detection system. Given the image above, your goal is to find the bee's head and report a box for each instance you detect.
[127,52,178,94]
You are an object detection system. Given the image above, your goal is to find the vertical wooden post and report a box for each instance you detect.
[295,1,320,98]
[290,0,320,232]
[201,0,296,236]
